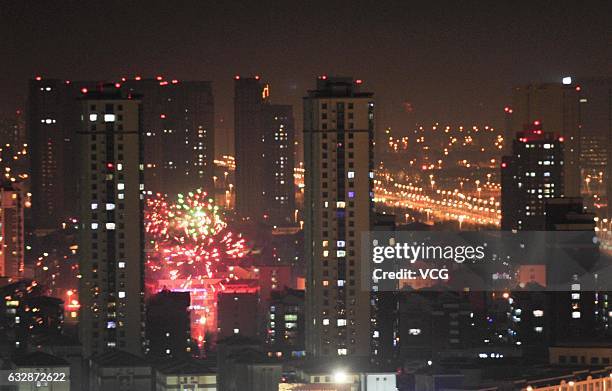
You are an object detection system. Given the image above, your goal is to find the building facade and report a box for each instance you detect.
[234,77,295,225]
[508,82,581,197]
[303,76,375,357]
[501,121,565,231]
[121,78,215,195]
[0,182,24,279]
[77,85,145,357]
[27,78,81,230]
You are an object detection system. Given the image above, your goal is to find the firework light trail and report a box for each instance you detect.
[145,189,248,349]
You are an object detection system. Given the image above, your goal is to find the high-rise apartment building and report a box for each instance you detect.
[0,182,24,279]
[234,77,267,220]
[121,78,214,195]
[574,77,612,214]
[27,77,215,232]
[303,76,374,357]
[262,104,295,225]
[234,77,295,225]
[501,121,565,231]
[77,85,145,357]
[27,78,82,230]
[508,83,581,197]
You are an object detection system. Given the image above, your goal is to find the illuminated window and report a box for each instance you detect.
[117,183,125,190]
[106,223,116,230]
[532,310,544,317]
[408,328,421,335]
[104,114,116,122]
[118,262,125,268]
[89,114,98,122]
[118,291,126,298]
[91,223,99,229]
[322,319,329,326]
[572,311,581,319]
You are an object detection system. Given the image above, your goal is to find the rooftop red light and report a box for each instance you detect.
[81,87,88,94]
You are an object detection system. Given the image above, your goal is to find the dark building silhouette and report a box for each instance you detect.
[217,282,260,339]
[234,77,295,225]
[266,288,305,359]
[27,78,82,230]
[146,289,192,358]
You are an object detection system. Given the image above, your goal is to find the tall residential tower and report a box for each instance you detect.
[303,76,374,357]
[77,85,145,357]
[234,77,295,225]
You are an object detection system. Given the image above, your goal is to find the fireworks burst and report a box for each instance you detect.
[146,189,247,282]
[145,189,248,346]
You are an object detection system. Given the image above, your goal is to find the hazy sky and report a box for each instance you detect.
[2,0,610,132]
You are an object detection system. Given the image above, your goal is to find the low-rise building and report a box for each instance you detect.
[89,349,153,391]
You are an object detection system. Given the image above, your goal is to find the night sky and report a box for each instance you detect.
[2,1,610,133]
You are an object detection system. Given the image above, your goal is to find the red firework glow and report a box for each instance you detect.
[145,189,248,349]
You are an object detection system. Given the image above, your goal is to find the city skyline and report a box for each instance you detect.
[1,1,610,132]
[1,2,611,390]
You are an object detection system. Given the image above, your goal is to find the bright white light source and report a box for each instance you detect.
[562,76,572,85]
[89,113,98,122]
[104,114,116,122]
[333,370,348,383]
